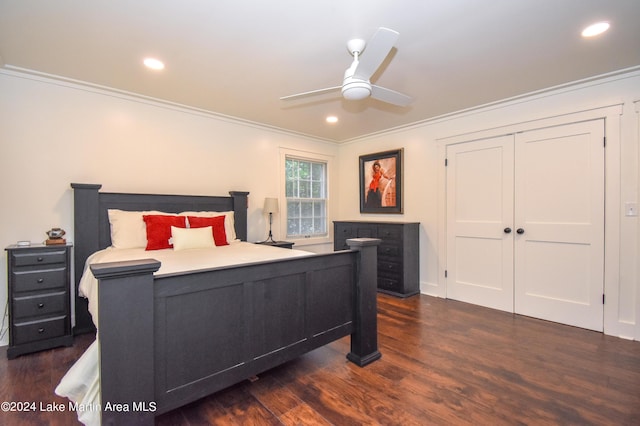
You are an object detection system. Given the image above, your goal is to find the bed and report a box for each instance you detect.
[59,183,381,425]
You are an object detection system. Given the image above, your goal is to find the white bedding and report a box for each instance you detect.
[56,242,311,425]
[79,241,311,328]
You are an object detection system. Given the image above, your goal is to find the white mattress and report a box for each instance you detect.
[57,242,311,425]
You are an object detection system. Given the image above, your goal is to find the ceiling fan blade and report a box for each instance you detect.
[371,85,413,107]
[353,27,399,81]
[280,86,341,101]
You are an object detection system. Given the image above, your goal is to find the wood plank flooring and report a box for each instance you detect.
[1,294,639,425]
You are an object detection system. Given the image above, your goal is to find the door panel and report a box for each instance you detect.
[514,120,604,331]
[446,135,514,312]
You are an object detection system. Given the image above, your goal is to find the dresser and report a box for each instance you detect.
[5,244,73,359]
[333,221,419,297]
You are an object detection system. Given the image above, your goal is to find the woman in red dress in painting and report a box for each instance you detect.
[366,161,392,208]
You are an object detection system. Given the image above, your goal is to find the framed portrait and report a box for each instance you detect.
[359,149,403,214]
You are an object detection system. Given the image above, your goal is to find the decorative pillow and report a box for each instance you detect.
[108,209,168,249]
[187,215,228,246]
[143,215,187,250]
[180,211,237,241]
[171,226,215,251]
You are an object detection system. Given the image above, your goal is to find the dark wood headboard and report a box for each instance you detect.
[70,183,249,334]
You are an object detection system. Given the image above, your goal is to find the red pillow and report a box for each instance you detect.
[187,216,228,246]
[143,215,186,250]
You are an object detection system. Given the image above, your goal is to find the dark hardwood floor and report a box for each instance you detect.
[1,294,639,425]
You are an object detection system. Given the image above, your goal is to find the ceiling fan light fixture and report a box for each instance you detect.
[342,80,371,100]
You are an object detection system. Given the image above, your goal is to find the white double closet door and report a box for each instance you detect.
[446,120,605,331]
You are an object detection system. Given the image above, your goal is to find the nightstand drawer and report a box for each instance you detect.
[12,268,67,292]
[13,291,67,319]
[12,249,67,267]
[12,315,67,345]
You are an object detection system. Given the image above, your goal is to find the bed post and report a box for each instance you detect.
[91,259,161,426]
[346,238,382,367]
[70,183,102,334]
[229,191,249,241]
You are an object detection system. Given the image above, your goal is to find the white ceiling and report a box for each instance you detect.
[1,0,639,143]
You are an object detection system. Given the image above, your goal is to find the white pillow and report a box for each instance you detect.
[179,211,237,241]
[107,209,177,249]
[171,226,215,251]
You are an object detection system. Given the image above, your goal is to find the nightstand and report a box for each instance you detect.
[255,241,295,249]
[5,243,74,359]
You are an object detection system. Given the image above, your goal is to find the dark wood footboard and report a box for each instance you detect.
[90,238,380,426]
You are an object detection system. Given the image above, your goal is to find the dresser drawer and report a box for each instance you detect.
[12,315,67,345]
[335,224,355,239]
[377,226,402,241]
[11,249,67,267]
[378,277,401,293]
[13,291,67,319]
[334,223,377,250]
[12,268,67,292]
[379,260,402,277]
[378,244,401,258]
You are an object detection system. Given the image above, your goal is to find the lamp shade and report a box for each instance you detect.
[263,197,279,214]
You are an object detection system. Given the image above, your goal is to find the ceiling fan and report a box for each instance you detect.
[280,27,412,107]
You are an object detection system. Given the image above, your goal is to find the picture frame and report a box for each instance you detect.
[359,148,403,214]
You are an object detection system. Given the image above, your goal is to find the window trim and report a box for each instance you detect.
[279,148,334,246]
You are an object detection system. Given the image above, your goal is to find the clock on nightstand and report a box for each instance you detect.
[5,243,74,359]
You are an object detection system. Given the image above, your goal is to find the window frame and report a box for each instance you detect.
[280,148,333,246]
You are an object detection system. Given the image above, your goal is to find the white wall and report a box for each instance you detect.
[338,70,640,340]
[0,70,338,346]
[1,68,638,346]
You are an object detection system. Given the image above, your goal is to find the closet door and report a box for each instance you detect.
[514,120,604,331]
[445,119,605,331]
[446,135,514,312]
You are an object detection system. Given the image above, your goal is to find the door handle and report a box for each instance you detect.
[504,227,512,234]
[517,228,525,234]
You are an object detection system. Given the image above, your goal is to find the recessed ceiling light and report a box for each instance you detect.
[326,116,338,124]
[143,57,165,70]
[581,22,610,38]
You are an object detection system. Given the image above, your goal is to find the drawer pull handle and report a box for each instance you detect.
[37,257,44,262]
[38,328,45,334]
[37,278,44,283]
[38,303,45,309]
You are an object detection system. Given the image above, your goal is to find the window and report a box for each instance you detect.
[285,157,327,238]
